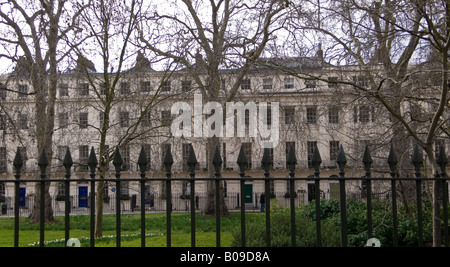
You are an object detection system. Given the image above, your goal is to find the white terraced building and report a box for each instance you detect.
[0,48,444,214]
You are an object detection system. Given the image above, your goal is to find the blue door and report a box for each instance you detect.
[19,188,26,207]
[78,186,88,208]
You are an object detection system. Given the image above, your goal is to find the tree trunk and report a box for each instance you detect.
[29,63,56,223]
[433,179,442,247]
[424,142,442,247]
[29,183,54,223]
[204,136,229,216]
[95,125,110,238]
[95,179,105,238]
[95,141,110,238]
[28,6,60,223]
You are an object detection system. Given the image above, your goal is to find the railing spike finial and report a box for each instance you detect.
[286,146,297,172]
[336,145,347,164]
[362,145,373,174]
[138,146,148,172]
[38,148,49,174]
[336,145,347,176]
[163,145,174,173]
[411,144,423,164]
[187,144,198,173]
[312,144,322,174]
[437,145,448,175]
[212,145,222,175]
[13,147,23,172]
[38,148,49,167]
[88,147,98,172]
[63,148,73,171]
[237,145,248,174]
[387,143,399,178]
[261,147,271,173]
[212,145,222,163]
[411,144,423,176]
[112,146,123,171]
[387,143,398,170]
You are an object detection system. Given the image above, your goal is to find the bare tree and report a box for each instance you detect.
[283,0,450,246]
[138,0,288,216]
[68,0,179,238]
[408,0,450,247]
[0,0,88,223]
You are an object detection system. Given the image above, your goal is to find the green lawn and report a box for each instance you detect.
[0,212,260,247]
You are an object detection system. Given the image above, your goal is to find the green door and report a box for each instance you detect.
[244,184,253,204]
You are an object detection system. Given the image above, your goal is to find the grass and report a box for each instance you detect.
[0,212,261,247]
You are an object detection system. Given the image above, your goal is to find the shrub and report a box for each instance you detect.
[232,198,434,247]
[232,200,341,247]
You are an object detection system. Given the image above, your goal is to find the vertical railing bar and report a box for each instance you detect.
[289,176,296,247]
[212,146,222,248]
[40,176,45,247]
[88,147,97,248]
[185,145,197,247]
[437,145,448,247]
[363,145,373,240]
[314,179,321,246]
[443,177,449,247]
[339,177,347,247]
[264,178,270,247]
[312,144,322,247]
[165,174,171,247]
[13,147,22,248]
[187,145,197,248]
[412,144,423,247]
[388,143,398,247]
[287,151,298,251]
[65,174,70,246]
[166,175,171,247]
[215,177,220,247]
[237,145,247,248]
[240,177,246,247]
[416,178,423,247]
[163,145,173,248]
[138,146,148,248]
[190,173,196,247]
[115,180,121,247]
[112,147,123,248]
[337,145,347,247]
[38,149,48,248]
[140,176,146,247]
[63,148,73,247]
[262,148,271,247]
[366,173,373,240]
[90,177,95,247]
[14,176,20,247]
[391,178,399,247]
[366,177,372,239]
[115,177,121,247]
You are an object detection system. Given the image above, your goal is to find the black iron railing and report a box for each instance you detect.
[1,143,449,247]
